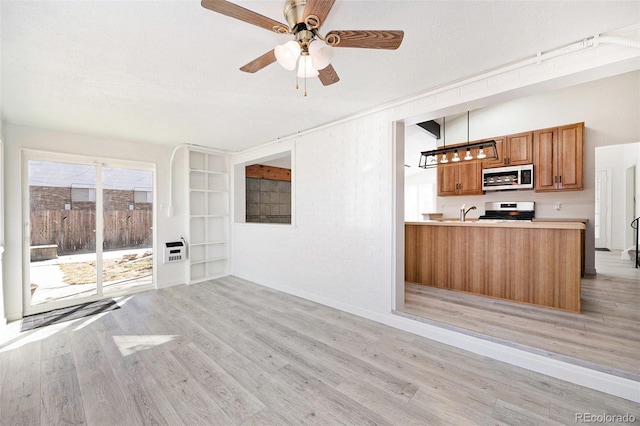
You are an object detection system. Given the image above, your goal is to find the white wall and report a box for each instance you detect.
[232,113,395,315]
[404,171,437,222]
[2,123,188,320]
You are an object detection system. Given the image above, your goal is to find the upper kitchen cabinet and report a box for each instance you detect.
[437,147,483,196]
[533,122,584,192]
[483,132,533,168]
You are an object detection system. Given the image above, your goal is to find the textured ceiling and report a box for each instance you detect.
[1,1,639,152]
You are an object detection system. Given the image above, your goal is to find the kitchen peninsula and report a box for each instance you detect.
[405,220,585,312]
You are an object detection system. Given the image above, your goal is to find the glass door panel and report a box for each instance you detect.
[28,160,98,306]
[102,167,153,296]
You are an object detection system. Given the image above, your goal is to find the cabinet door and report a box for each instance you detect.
[482,137,506,168]
[557,123,584,190]
[437,164,459,196]
[506,132,533,165]
[457,161,483,195]
[533,128,557,191]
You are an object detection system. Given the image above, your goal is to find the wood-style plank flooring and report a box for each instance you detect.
[402,250,640,379]
[1,274,638,425]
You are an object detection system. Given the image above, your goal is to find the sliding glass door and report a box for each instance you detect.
[28,160,99,307]
[24,153,154,314]
[102,166,154,297]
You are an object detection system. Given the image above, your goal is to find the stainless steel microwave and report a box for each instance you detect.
[482,164,534,191]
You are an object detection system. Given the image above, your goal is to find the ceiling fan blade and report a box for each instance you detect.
[239,50,277,73]
[303,0,336,30]
[325,30,404,49]
[201,0,289,34]
[318,64,339,86]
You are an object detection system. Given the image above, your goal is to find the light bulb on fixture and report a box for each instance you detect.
[297,55,319,78]
[275,40,300,70]
[440,153,449,164]
[452,151,460,162]
[477,147,487,159]
[308,39,333,70]
[464,149,473,160]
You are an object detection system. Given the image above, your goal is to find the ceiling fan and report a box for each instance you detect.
[201,0,404,93]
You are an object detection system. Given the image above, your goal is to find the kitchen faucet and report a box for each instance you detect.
[460,204,477,222]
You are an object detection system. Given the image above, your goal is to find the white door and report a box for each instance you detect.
[594,169,610,249]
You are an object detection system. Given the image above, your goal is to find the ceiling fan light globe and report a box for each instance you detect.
[275,40,300,70]
[297,56,319,78]
[309,40,333,70]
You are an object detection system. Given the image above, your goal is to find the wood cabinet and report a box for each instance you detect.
[405,221,584,312]
[534,122,584,191]
[482,132,533,168]
[437,149,483,196]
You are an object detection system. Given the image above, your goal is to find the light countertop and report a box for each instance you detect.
[405,220,586,230]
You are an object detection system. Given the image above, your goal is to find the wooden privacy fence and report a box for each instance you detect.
[30,210,152,254]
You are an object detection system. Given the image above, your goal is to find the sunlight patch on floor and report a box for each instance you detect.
[113,335,179,356]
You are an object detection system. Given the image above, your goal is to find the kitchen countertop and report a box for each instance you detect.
[405,220,586,230]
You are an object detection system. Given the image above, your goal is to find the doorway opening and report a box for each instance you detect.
[394,124,640,378]
[25,153,155,314]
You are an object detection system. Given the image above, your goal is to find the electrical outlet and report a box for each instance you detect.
[554,202,561,211]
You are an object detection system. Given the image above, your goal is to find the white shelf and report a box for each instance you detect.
[190,241,227,247]
[190,257,228,266]
[187,149,230,284]
[190,168,227,175]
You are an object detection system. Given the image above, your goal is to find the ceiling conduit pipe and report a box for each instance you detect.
[396,28,640,120]
[593,35,640,50]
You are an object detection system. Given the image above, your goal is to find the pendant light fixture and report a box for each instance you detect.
[418,111,499,169]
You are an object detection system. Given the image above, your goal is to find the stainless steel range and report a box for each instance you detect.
[479,201,535,221]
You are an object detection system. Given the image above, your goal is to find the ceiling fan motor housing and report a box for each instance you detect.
[284,0,307,29]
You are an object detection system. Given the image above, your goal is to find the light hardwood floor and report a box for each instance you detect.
[1,274,638,425]
[402,250,640,379]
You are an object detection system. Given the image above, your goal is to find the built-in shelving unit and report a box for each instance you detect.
[187,148,229,284]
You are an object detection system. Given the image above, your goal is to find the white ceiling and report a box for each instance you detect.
[2,1,638,152]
